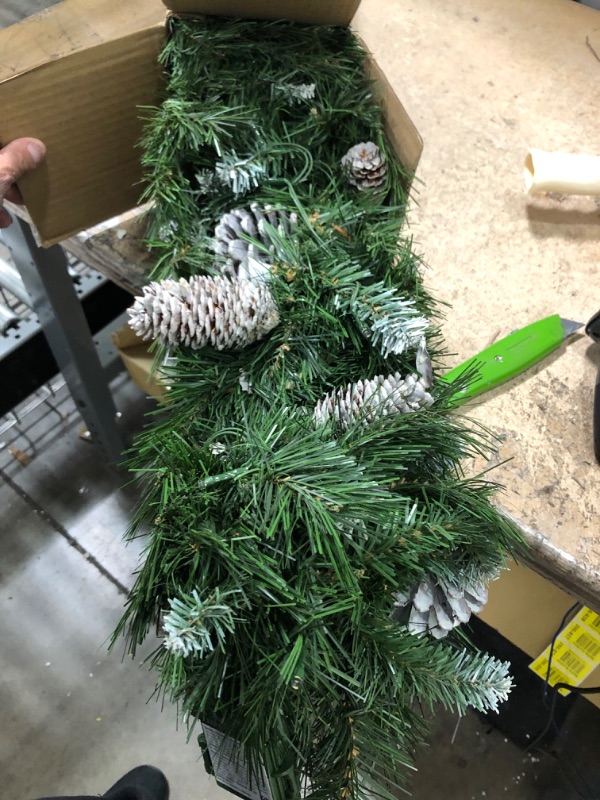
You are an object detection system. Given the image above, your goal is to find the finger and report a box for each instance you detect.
[5,185,24,204]
[0,138,46,198]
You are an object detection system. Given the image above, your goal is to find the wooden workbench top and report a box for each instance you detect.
[64,0,600,609]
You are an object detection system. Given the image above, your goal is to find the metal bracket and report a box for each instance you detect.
[1,217,125,462]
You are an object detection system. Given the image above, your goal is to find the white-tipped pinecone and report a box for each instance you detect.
[341,142,387,191]
[313,371,433,428]
[212,203,298,282]
[128,275,279,350]
[392,576,489,640]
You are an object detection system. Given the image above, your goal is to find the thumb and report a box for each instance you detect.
[0,138,46,197]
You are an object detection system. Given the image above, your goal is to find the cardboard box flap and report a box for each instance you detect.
[0,0,166,82]
[0,0,166,247]
[112,324,168,399]
[162,0,362,26]
[1,26,165,247]
[365,56,423,176]
[0,0,420,247]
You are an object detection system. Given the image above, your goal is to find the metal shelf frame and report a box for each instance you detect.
[0,217,129,462]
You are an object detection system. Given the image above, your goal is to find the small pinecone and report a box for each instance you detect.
[128,275,279,350]
[341,142,387,191]
[212,203,298,281]
[313,371,433,428]
[392,576,489,640]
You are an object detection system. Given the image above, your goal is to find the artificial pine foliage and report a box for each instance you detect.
[114,16,524,800]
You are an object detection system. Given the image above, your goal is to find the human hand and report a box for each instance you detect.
[0,138,46,228]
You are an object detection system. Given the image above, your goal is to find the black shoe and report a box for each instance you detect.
[103,766,169,800]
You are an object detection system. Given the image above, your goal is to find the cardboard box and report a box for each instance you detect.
[0,0,165,247]
[112,323,167,399]
[163,0,362,25]
[480,561,600,709]
[0,0,422,247]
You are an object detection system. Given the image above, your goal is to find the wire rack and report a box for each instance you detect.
[0,239,117,469]
[0,377,74,468]
[0,239,99,320]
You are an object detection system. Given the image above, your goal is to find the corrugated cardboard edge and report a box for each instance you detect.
[162,0,362,26]
[0,0,166,82]
[112,324,167,399]
[0,25,166,248]
[364,53,423,176]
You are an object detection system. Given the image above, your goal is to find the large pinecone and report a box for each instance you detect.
[212,203,298,281]
[341,142,387,191]
[128,275,279,350]
[313,371,434,428]
[392,576,489,639]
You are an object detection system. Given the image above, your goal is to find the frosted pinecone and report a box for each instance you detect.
[314,371,433,429]
[212,203,298,282]
[392,576,489,640]
[341,142,387,191]
[128,275,279,350]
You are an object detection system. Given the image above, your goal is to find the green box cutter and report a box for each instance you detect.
[442,314,583,403]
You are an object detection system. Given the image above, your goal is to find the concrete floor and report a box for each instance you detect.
[1,371,599,800]
[0,0,61,29]
[0,376,231,800]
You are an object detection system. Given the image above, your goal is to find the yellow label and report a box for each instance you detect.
[529,656,573,695]
[529,606,600,696]
[563,622,600,662]
[578,608,600,636]
[551,640,590,679]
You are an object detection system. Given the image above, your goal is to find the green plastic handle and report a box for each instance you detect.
[441,314,567,404]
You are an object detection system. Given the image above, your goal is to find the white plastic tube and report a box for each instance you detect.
[524,149,600,195]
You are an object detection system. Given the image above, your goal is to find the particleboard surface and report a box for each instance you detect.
[64,0,600,608]
[353,0,600,609]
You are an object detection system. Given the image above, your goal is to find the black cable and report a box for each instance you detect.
[525,602,600,798]
[542,602,580,705]
[528,600,580,748]
[551,727,600,800]
[528,684,600,800]
[529,683,600,753]
[528,598,587,751]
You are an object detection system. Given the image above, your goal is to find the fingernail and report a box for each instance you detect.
[27,141,46,165]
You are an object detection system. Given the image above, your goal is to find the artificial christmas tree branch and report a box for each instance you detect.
[112,15,525,800]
